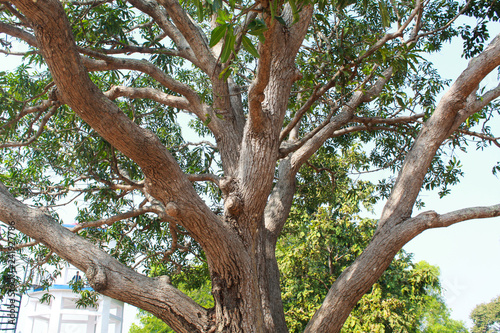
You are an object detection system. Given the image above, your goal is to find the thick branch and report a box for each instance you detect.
[104,85,192,111]
[304,32,500,333]
[126,0,200,66]
[379,33,500,226]
[0,182,209,333]
[157,0,216,74]
[10,0,241,266]
[304,203,500,333]
[289,68,393,172]
[0,21,37,47]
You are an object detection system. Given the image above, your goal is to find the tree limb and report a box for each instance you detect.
[10,0,241,267]
[69,206,164,233]
[126,0,200,67]
[104,85,192,112]
[379,33,500,226]
[157,0,217,74]
[289,67,393,172]
[0,181,209,333]
[0,105,58,148]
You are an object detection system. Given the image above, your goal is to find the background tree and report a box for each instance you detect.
[471,295,500,333]
[0,0,500,332]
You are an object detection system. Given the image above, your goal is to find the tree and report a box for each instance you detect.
[418,292,468,333]
[0,0,499,332]
[471,295,500,333]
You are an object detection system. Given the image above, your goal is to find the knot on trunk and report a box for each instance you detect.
[219,176,237,196]
[220,177,244,216]
[166,202,180,217]
[86,261,108,292]
[225,194,243,216]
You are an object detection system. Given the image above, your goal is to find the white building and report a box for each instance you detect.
[16,264,124,333]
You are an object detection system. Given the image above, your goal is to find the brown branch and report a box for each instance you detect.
[90,43,185,57]
[104,85,192,112]
[0,240,39,251]
[288,68,393,172]
[157,0,217,74]
[0,180,209,333]
[126,0,199,66]
[352,113,424,125]
[454,128,500,148]
[0,21,37,47]
[407,203,500,230]
[186,173,220,186]
[70,206,162,233]
[281,1,422,143]
[0,100,53,130]
[0,105,58,148]
[247,18,276,131]
[378,34,500,227]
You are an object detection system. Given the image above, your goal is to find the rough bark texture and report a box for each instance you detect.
[1,1,500,333]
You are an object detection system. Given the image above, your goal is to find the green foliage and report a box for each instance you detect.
[418,292,468,333]
[470,295,500,333]
[278,143,464,332]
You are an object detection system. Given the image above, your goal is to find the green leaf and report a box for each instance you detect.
[289,0,300,23]
[220,31,235,63]
[195,0,204,20]
[210,24,228,47]
[242,35,259,58]
[379,0,391,28]
[275,16,287,26]
[212,0,222,13]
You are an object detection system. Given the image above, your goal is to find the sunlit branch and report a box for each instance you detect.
[158,0,217,74]
[64,0,112,6]
[247,21,275,130]
[406,203,500,230]
[0,49,31,56]
[0,240,39,251]
[0,21,37,47]
[0,105,58,148]
[80,52,206,118]
[280,67,390,157]
[330,125,399,137]
[414,0,473,41]
[353,113,424,125]
[104,85,192,112]
[280,62,379,142]
[289,67,393,172]
[186,173,220,186]
[69,206,162,233]
[127,0,200,66]
[449,66,500,132]
[172,140,218,150]
[454,128,500,148]
[92,43,185,57]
